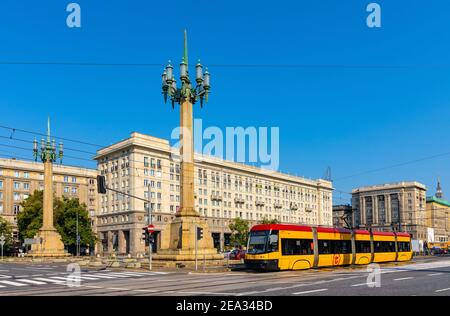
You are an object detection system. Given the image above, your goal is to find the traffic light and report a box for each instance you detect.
[197,227,203,241]
[141,227,149,242]
[97,175,107,194]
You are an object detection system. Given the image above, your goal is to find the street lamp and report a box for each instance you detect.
[161,30,210,109]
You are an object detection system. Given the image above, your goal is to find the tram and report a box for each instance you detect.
[244,224,412,271]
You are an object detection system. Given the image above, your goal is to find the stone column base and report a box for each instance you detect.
[27,228,70,257]
[156,215,224,261]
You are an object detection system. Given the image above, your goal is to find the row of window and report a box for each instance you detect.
[281,239,411,256]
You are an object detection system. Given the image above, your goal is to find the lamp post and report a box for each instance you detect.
[155,30,221,262]
[161,30,210,219]
[162,31,210,110]
[29,118,66,257]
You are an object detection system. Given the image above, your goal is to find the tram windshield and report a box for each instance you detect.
[247,230,279,254]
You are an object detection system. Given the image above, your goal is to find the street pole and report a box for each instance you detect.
[203,243,206,272]
[195,227,198,271]
[148,184,152,271]
[76,210,79,256]
[0,234,4,261]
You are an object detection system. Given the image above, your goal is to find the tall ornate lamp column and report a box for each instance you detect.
[28,118,68,257]
[155,31,222,261]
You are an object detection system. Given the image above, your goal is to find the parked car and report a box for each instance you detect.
[229,249,246,260]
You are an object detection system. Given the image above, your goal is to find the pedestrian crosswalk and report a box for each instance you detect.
[0,271,168,290]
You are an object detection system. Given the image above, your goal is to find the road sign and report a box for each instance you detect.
[148,224,155,233]
[0,241,5,247]
[24,238,40,245]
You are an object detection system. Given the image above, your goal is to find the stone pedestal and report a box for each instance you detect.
[154,216,223,261]
[29,229,69,257]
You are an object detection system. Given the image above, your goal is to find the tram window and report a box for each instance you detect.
[334,240,352,254]
[397,242,411,252]
[374,241,396,253]
[318,240,332,254]
[355,241,371,253]
[268,231,279,252]
[281,239,314,256]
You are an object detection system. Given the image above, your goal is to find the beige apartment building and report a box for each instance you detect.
[0,158,98,240]
[425,181,449,242]
[94,132,333,256]
[352,182,427,240]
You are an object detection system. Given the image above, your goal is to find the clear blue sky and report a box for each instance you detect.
[1,0,450,204]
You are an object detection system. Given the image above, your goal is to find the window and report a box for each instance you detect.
[0,180,2,188]
[23,183,30,190]
[281,239,314,256]
[23,172,29,179]
[0,203,3,214]
[355,241,371,253]
[13,204,20,214]
[64,187,69,193]
[397,242,411,252]
[13,192,20,201]
[14,182,20,189]
[0,192,2,200]
[373,241,396,253]
[72,177,77,183]
[14,171,20,177]
[72,187,77,194]
[318,240,352,254]
[64,176,69,182]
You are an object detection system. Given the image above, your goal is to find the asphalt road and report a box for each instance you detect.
[0,256,449,296]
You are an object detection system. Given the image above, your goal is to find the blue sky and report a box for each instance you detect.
[1,0,450,204]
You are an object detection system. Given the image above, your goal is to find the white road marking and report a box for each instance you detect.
[99,273,134,278]
[0,285,4,288]
[0,280,27,287]
[16,279,47,285]
[106,287,129,291]
[52,275,99,280]
[33,278,65,284]
[85,285,102,289]
[435,288,450,293]
[81,274,115,279]
[293,288,328,295]
[352,282,376,287]
[394,277,414,281]
[428,273,443,276]
[132,289,158,293]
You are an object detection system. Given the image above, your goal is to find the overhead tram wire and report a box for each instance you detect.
[3,60,450,70]
[3,123,450,189]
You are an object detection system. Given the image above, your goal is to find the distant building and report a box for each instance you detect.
[426,179,450,242]
[352,182,427,240]
[332,204,353,228]
[0,158,98,240]
[94,132,333,256]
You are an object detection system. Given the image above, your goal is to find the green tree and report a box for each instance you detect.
[54,197,96,249]
[228,218,249,247]
[258,216,280,224]
[0,217,14,253]
[18,190,44,240]
[18,190,96,253]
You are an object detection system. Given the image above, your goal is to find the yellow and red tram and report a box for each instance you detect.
[244,224,412,271]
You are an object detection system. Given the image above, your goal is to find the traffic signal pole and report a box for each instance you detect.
[147,184,152,271]
[195,226,198,271]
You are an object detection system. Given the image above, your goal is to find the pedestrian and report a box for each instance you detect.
[423,241,428,256]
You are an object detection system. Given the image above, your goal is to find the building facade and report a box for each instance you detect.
[426,180,449,242]
[352,182,427,240]
[94,132,333,256]
[332,204,353,228]
[0,158,98,240]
